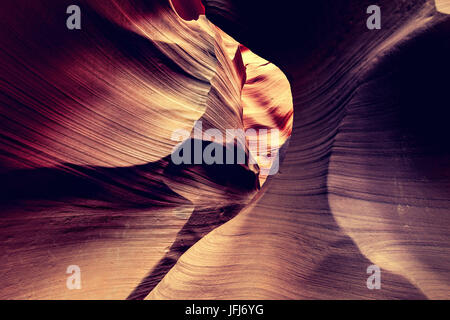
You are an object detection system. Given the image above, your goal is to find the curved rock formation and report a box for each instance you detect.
[148,0,450,300]
[0,0,291,299]
[0,0,449,300]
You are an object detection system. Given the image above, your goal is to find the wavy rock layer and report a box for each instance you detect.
[1,0,450,300]
[0,0,292,299]
[148,0,450,299]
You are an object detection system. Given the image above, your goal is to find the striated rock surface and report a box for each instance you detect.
[148,0,450,300]
[0,0,291,299]
[1,0,449,300]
